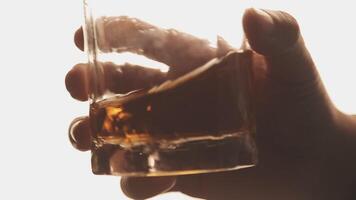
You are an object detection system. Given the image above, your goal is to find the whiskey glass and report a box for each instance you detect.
[82,0,257,176]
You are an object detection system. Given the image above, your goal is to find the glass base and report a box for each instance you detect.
[91,131,257,177]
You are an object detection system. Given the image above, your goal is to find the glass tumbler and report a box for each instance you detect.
[83,0,257,176]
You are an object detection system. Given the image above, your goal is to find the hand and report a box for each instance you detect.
[66,8,356,200]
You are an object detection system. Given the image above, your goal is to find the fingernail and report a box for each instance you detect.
[247,8,275,35]
[68,116,91,151]
[216,35,234,57]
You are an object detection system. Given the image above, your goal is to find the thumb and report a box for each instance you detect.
[121,177,176,199]
[243,8,338,159]
[243,8,318,83]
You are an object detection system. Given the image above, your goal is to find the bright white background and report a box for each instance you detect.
[0,0,355,199]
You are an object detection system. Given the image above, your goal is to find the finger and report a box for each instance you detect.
[172,164,309,200]
[121,176,176,199]
[76,22,235,66]
[172,169,260,199]
[74,27,84,51]
[68,116,91,151]
[243,9,336,158]
[65,63,89,101]
[243,8,318,83]
[65,63,167,101]
[103,62,167,94]
[77,18,235,76]
[96,16,216,73]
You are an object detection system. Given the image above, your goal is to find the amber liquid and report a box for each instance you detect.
[90,51,256,176]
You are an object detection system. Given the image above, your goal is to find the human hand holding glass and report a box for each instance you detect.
[66,8,356,200]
